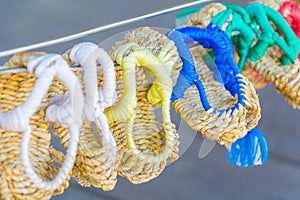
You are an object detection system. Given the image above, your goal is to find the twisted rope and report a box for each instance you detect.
[107,27,180,184]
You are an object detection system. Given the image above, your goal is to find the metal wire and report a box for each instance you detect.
[0,44,207,72]
[0,0,211,58]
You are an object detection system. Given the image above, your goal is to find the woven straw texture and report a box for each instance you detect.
[0,52,71,199]
[253,0,287,10]
[250,50,300,108]
[234,46,269,89]
[172,46,261,147]
[105,27,182,184]
[183,2,269,89]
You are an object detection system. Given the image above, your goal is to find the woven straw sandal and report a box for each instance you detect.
[0,52,84,199]
[105,27,182,184]
[245,2,300,108]
[54,42,118,191]
[243,2,300,100]
[167,24,268,168]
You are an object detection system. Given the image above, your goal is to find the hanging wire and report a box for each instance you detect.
[0,0,211,58]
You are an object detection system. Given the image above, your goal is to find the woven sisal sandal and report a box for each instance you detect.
[56,42,118,191]
[168,24,268,168]
[245,2,300,101]
[105,27,182,184]
[0,52,84,199]
[245,2,300,108]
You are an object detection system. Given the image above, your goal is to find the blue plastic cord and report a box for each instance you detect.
[168,24,245,112]
[227,127,268,168]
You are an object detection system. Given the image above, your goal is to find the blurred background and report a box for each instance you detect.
[0,0,300,199]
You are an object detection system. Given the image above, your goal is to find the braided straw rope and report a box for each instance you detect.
[183,2,269,89]
[183,3,226,28]
[105,27,182,184]
[250,55,300,108]
[0,52,81,199]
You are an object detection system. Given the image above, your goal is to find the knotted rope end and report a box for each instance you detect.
[227,127,268,168]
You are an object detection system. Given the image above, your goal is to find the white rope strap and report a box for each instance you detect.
[69,42,116,146]
[0,54,84,190]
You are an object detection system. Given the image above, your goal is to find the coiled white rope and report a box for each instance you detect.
[69,42,117,147]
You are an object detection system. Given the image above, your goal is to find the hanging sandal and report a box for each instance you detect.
[105,27,182,184]
[0,53,84,199]
[57,42,118,191]
[167,24,268,168]
[245,2,300,108]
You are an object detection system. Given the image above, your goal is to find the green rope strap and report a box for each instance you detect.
[246,2,300,64]
[211,4,254,71]
[225,4,251,23]
[211,3,300,69]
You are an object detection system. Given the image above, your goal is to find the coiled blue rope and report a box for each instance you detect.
[168,24,245,112]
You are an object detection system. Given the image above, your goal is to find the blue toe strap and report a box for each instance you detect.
[168,24,245,111]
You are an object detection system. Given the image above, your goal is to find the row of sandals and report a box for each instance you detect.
[0,0,299,199]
